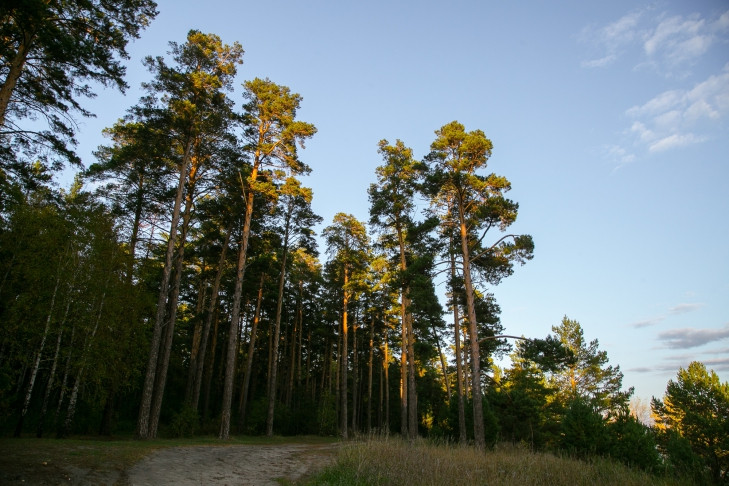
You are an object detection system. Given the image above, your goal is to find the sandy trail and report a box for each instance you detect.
[122,443,338,486]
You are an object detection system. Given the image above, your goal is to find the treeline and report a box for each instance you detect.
[1,2,727,485]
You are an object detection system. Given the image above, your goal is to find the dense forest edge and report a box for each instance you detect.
[1,2,727,485]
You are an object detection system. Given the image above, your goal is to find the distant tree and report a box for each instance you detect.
[0,0,158,187]
[652,361,729,484]
[265,178,321,436]
[323,213,369,439]
[549,316,631,415]
[368,139,424,439]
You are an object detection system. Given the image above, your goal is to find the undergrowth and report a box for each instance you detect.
[298,437,691,486]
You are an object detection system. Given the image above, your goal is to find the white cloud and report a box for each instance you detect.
[580,10,645,68]
[643,13,710,65]
[648,132,706,152]
[581,8,729,72]
[625,65,729,152]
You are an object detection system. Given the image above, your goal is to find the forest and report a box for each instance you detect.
[1,2,727,485]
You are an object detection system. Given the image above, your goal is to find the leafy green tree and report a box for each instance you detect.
[652,361,729,484]
[549,316,631,415]
[0,0,158,187]
[560,396,609,458]
[606,413,661,472]
[424,120,534,448]
[490,341,559,449]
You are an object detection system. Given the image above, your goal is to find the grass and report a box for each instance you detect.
[297,437,689,486]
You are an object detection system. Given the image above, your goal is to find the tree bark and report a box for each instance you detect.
[459,208,485,448]
[450,243,467,444]
[192,224,231,411]
[219,160,258,440]
[266,207,292,436]
[14,253,63,437]
[239,274,264,427]
[339,268,349,439]
[0,29,34,127]
[367,314,375,432]
[137,143,191,439]
[149,177,196,438]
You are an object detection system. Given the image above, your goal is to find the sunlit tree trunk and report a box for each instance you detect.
[451,244,467,444]
[340,268,349,439]
[459,208,485,448]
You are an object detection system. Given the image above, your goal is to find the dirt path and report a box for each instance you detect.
[121,443,338,486]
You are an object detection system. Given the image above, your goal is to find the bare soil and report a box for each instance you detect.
[0,441,338,486]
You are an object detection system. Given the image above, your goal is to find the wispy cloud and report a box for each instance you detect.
[581,8,729,163]
[580,10,645,68]
[630,302,704,328]
[657,323,729,349]
[669,303,704,315]
[581,8,729,72]
[625,65,729,153]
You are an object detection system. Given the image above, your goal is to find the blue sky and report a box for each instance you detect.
[71,0,729,402]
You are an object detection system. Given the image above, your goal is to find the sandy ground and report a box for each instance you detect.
[121,443,338,486]
[0,442,338,486]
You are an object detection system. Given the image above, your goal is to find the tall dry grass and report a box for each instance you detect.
[302,437,687,486]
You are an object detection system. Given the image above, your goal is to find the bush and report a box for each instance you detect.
[168,405,198,438]
[607,414,660,472]
[559,397,609,458]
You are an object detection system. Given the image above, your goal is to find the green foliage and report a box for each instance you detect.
[559,397,609,458]
[549,316,631,415]
[661,431,710,485]
[606,413,661,473]
[652,361,729,484]
[0,0,158,181]
[317,394,338,436]
[168,406,199,438]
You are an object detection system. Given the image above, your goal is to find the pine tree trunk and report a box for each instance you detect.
[239,275,264,427]
[367,314,374,432]
[451,244,467,444]
[137,146,190,439]
[339,268,349,439]
[459,210,485,448]
[0,29,34,127]
[219,160,259,439]
[432,322,451,399]
[383,329,390,433]
[15,257,63,437]
[192,225,231,411]
[351,318,358,433]
[266,211,292,436]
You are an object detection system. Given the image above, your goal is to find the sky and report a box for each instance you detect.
[69,0,729,402]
